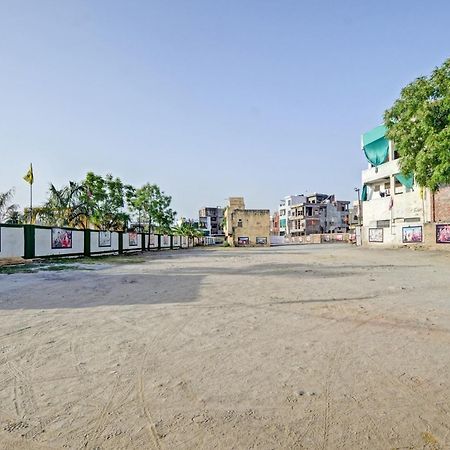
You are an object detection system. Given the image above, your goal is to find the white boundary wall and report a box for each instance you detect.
[35,228,84,256]
[0,226,24,257]
[122,232,142,251]
[160,235,171,248]
[90,231,120,253]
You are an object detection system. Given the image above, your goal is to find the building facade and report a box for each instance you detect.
[278,195,306,236]
[198,207,224,237]
[287,193,349,236]
[223,197,270,247]
[360,125,433,246]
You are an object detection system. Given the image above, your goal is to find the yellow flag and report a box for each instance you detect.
[23,164,34,185]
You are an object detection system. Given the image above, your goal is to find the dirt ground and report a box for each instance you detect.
[0,245,450,449]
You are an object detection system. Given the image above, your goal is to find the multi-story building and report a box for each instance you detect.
[278,195,306,236]
[271,211,280,235]
[288,193,349,236]
[198,207,224,237]
[360,125,432,245]
[223,197,270,247]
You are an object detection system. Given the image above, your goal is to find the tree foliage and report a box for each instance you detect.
[0,189,21,223]
[384,58,450,191]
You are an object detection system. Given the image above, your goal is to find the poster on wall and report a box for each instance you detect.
[402,226,422,243]
[436,224,450,244]
[238,237,249,245]
[256,237,267,245]
[149,234,156,247]
[335,234,343,241]
[162,235,170,246]
[128,232,138,246]
[368,228,383,243]
[51,228,73,249]
[98,231,111,247]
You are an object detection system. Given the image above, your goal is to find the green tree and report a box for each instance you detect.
[81,172,130,230]
[42,181,86,227]
[133,183,176,248]
[384,58,450,191]
[0,189,21,223]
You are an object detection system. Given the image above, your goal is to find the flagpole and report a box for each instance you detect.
[30,182,33,224]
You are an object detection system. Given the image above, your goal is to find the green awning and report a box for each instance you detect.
[362,125,389,166]
[361,185,368,201]
[395,173,414,189]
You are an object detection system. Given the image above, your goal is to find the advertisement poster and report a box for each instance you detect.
[51,228,73,249]
[98,231,111,247]
[436,224,450,244]
[402,226,422,243]
[238,237,249,245]
[256,237,267,245]
[369,228,383,243]
[128,232,138,246]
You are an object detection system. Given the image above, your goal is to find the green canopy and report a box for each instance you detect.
[361,185,368,201]
[362,125,389,166]
[395,173,414,189]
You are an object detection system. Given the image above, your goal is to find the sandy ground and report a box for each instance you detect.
[0,245,450,449]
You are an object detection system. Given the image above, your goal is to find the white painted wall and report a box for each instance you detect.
[172,236,181,247]
[90,231,119,253]
[35,228,84,256]
[0,226,24,258]
[122,232,142,250]
[363,221,424,247]
[160,235,171,248]
[181,236,188,248]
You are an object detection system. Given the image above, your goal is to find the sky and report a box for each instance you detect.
[1,0,449,219]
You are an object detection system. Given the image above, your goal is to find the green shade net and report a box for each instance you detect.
[362,125,389,166]
[361,185,368,201]
[395,173,414,189]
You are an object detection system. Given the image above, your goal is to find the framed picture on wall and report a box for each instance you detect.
[255,237,267,245]
[98,231,111,247]
[368,228,383,243]
[238,237,249,245]
[128,232,138,246]
[436,224,450,244]
[402,226,422,243]
[51,228,73,249]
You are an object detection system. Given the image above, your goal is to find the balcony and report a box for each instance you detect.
[362,159,400,184]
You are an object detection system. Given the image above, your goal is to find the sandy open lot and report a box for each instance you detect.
[0,245,450,449]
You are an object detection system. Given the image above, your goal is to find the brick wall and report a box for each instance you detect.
[434,185,450,222]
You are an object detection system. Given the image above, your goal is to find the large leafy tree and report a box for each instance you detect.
[81,172,130,230]
[132,183,176,247]
[384,58,450,191]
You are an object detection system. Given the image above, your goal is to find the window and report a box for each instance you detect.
[237,219,243,227]
[376,220,390,228]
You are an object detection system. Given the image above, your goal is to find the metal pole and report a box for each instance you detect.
[30,183,33,224]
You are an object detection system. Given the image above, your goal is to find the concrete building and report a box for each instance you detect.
[288,193,350,236]
[361,125,432,245]
[271,211,280,235]
[278,195,306,236]
[223,197,270,247]
[198,207,224,237]
[361,125,450,248]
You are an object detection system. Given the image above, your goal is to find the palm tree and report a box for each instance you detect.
[0,189,20,224]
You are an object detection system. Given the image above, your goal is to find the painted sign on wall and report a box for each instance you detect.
[369,228,383,243]
[436,224,450,244]
[129,232,138,246]
[255,237,267,245]
[51,228,72,249]
[402,226,422,243]
[238,237,249,245]
[98,231,111,247]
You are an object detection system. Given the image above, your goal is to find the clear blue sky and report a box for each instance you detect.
[1,0,449,218]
